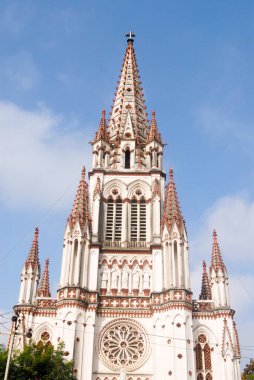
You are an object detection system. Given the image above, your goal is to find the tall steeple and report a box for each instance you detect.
[199,260,212,300]
[108,32,148,143]
[37,258,51,298]
[162,168,185,234]
[68,166,90,230]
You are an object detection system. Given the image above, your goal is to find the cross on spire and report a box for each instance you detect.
[126,30,135,44]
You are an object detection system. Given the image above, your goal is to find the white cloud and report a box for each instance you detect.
[0,101,92,210]
[0,51,39,91]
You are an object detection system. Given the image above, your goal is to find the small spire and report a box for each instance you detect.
[92,110,109,143]
[162,169,185,233]
[37,258,51,298]
[199,260,212,300]
[146,111,163,144]
[210,229,226,273]
[25,227,40,270]
[68,166,90,229]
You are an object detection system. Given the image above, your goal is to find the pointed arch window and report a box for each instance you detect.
[195,334,213,380]
[106,197,122,242]
[130,197,146,241]
[125,148,130,169]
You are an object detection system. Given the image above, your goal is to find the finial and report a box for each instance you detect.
[102,109,106,117]
[81,166,86,180]
[213,229,217,241]
[169,168,174,181]
[34,227,39,239]
[126,30,135,44]
[202,260,207,272]
[152,111,156,119]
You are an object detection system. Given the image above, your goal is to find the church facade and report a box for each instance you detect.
[14,34,241,380]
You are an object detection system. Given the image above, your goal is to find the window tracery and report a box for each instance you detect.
[195,334,212,380]
[97,318,150,372]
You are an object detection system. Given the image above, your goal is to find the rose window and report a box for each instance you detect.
[98,318,150,371]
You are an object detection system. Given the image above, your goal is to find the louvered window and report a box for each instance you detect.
[140,199,146,241]
[106,198,114,240]
[131,199,138,241]
[115,198,122,241]
[106,197,122,241]
[130,197,146,241]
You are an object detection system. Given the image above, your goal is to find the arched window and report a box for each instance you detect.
[195,334,213,380]
[125,148,130,169]
[130,197,146,241]
[106,197,122,242]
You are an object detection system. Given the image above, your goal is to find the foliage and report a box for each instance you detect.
[0,341,76,380]
[242,359,254,380]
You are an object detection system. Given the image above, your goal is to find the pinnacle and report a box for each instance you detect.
[92,110,108,143]
[210,229,226,273]
[146,111,163,144]
[68,166,90,229]
[37,258,51,298]
[199,260,212,300]
[25,227,40,270]
[162,169,185,233]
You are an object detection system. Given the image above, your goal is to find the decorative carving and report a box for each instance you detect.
[111,264,119,289]
[122,264,129,289]
[101,265,109,289]
[132,264,140,290]
[97,318,151,372]
[143,265,150,290]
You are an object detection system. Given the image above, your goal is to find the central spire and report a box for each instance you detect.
[108,32,148,143]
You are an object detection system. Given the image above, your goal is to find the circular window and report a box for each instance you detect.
[97,318,150,371]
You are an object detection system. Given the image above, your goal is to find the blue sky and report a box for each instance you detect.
[0,0,254,368]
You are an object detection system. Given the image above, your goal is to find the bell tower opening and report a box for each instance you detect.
[125,148,130,169]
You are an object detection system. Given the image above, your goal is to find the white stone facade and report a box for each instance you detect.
[14,35,241,380]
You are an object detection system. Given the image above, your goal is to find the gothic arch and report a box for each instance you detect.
[34,322,53,343]
[127,179,150,199]
[193,325,217,345]
[103,179,127,199]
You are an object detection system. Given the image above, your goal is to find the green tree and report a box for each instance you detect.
[242,359,254,380]
[0,341,76,380]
